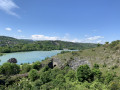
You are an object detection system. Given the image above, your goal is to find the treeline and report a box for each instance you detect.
[0,36,33,47]
[0,36,97,53]
[0,62,119,90]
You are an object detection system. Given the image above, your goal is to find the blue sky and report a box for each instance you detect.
[0,0,120,43]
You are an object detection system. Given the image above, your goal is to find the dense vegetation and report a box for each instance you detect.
[0,61,119,90]
[0,36,97,53]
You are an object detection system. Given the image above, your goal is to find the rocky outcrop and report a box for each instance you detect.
[68,59,91,70]
[49,57,91,70]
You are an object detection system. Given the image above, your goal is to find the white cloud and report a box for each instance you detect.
[87,36,104,41]
[0,0,19,16]
[32,35,58,40]
[5,27,12,31]
[17,29,22,32]
[31,34,105,43]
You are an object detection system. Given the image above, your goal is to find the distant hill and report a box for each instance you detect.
[0,36,33,46]
[0,36,97,53]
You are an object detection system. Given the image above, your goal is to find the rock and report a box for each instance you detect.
[7,58,17,63]
[68,59,91,70]
[51,57,91,70]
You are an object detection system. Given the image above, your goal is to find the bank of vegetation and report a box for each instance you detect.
[0,61,119,90]
[0,36,97,53]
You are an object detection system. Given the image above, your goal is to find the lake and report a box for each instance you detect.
[0,50,63,65]
[0,50,75,65]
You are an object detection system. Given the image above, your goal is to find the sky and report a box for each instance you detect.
[0,0,120,43]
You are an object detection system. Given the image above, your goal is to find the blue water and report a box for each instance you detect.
[0,50,62,65]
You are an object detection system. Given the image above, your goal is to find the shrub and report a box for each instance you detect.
[65,70,76,82]
[111,65,118,70]
[110,40,120,48]
[39,71,51,84]
[60,51,70,54]
[77,65,93,82]
[0,63,20,75]
[21,63,31,73]
[103,62,107,67]
[28,69,39,81]
[93,64,99,69]
[92,69,102,79]
[109,81,120,90]
[32,61,42,70]
[34,80,43,89]
[105,73,114,84]
[56,74,65,82]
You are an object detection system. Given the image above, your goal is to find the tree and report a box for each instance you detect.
[0,63,20,75]
[39,71,51,84]
[56,74,65,82]
[105,42,109,45]
[92,69,102,79]
[65,70,76,82]
[97,43,101,47]
[28,69,39,81]
[32,61,42,70]
[77,64,92,82]
[21,63,31,73]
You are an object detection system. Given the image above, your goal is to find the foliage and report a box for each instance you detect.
[93,64,99,69]
[20,63,32,73]
[109,40,120,48]
[105,73,115,84]
[92,68,102,79]
[109,80,120,90]
[0,36,97,53]
[0,63,20,75]
[32,61,42,70]
[28,69,39,81]
[77,64,93,82]
[65,70,77,82]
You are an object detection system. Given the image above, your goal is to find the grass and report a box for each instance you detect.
[51,45,120,76]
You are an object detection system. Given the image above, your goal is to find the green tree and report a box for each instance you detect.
[28,69,39,81]
[39,71,51,84]
[32,61,42,70]
[105,42,109,45]
[77,64,92,82]
[65,70,76,82]
[0,62,20,75]
[92,69,102,79]
[21,63,31,73]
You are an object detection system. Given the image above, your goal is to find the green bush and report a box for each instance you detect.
[109,81,120,90]
[105,73,114,84]
[39,71,51,84]
[92,69,102,79]
[28,69,39,81]
[65,70,76,82]
[93,64,99,69]
[0,63,20,75]
[77,65,93,82]
[56,74,65,82]
[21,63,31,73]
[32,61,42,70]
